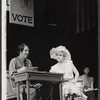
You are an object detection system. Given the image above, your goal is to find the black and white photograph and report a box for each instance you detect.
[1,0,100,100]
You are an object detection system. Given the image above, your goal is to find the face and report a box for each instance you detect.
[56,51,64,62]
[84,68,90,75]
[20,46,29,59]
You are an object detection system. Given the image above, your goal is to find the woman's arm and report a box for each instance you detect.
[9,58,17,78]
[90,77,94,90]
[72,62,79,82]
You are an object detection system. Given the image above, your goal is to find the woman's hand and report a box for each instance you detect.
[84,88,94,92]
[63,78,70,82]
[71,79,77,84]
[17,67,26,72]
[33,83,42,89]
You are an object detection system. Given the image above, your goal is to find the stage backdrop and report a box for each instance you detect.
[9,0,34,27]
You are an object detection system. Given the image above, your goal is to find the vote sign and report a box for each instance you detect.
[10,0,34,27]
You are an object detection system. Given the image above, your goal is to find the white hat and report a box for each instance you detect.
[50,45,71,60]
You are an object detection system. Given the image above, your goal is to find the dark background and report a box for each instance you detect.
[7,0,98,88]
[0,0,1,99]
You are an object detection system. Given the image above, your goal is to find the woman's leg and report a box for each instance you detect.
[22,87,36,100]
[36,83,52,100]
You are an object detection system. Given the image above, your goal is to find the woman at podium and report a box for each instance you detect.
[9,43,52,100]
[9,43,37,100]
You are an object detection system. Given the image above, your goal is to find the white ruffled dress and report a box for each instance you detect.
[49,60,87,100]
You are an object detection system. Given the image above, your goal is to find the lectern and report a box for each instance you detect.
[15,70,63,100]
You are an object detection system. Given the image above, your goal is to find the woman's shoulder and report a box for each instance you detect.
[50,63,59,72]
[65,60,74,66]
[51,63,58,69]
[66,60,73,63]
[10,57,18,62]
[79,75,86,80]
[25,58,29,61]
[9,57,19,66]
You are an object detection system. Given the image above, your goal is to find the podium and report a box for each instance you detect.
[15,70,63,100]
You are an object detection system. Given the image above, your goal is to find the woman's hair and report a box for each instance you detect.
[83,67,90,73]
[55,51,66,57]
[61,51,67,58]
[17,43,29,54]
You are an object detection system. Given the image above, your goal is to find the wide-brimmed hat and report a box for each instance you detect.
[50,45,71,60]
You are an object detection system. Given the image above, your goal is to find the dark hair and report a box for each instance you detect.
[17,43,29,54]
[83,67,90,73]
[56,51,67,58]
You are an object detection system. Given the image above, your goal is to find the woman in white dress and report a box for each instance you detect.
[49,45,87,100]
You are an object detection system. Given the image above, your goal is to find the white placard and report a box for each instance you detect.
[10,0,34,27]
